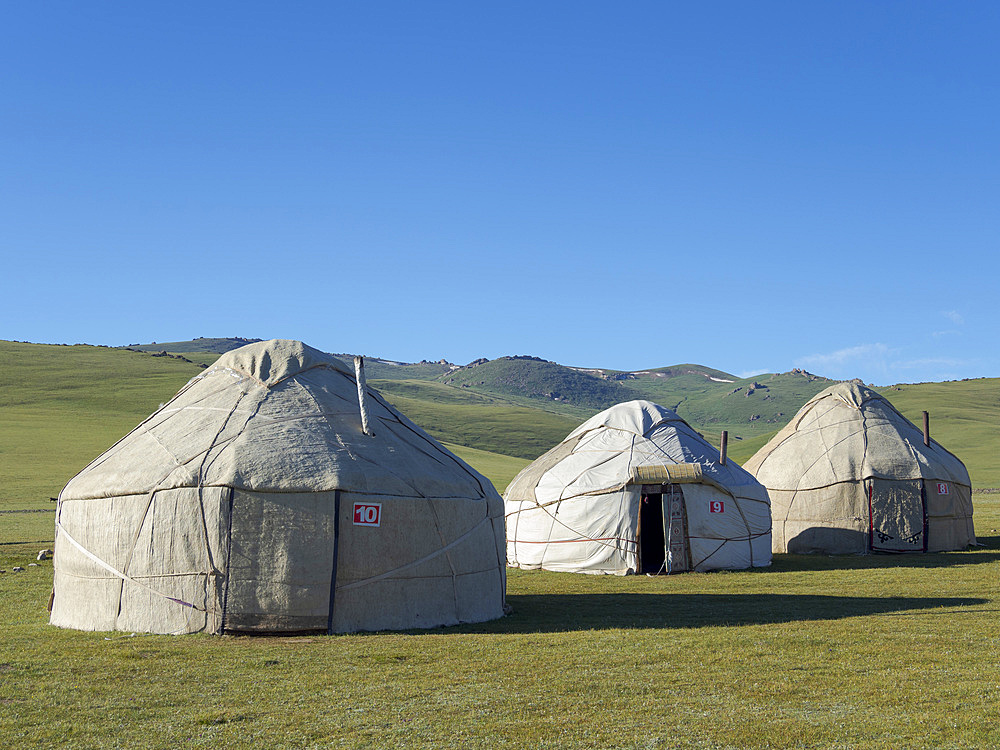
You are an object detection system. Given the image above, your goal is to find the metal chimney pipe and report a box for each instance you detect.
[354,356,374,437]
[923,411,930,447]
[720,431,728,466]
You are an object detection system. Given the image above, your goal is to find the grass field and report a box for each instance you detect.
[2,498,998,748]
[442,443,530,495]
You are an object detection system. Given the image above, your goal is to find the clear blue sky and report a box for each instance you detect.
[3,2,997,385]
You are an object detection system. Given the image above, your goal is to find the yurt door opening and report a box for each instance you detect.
[638,484,691,574]
[867,479,929,553]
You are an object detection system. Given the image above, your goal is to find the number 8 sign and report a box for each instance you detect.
[353,502,381,527]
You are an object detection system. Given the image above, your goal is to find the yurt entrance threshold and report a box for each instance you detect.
[638,484,691,574]
[867,479,929,553]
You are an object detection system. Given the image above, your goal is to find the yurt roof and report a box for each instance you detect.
[743,382,970,490]
[504,400,768,505]
[62,339,494,502]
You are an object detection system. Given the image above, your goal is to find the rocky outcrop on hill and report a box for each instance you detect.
[123,349,207,368]
[789,368,823,381]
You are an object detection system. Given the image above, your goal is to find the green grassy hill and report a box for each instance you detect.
[431,356,841,444]
[632,363,738,380]
[376,390,579,461]
[441,356,640,414]
[359,358,455,380]
[370,378,580,458]
[658,372,837,445]
[0,342,205,511]
[168,351,221,368]
[726,429,781,466]
[125,337,261,354]
[442,442,529,494]
[127,339,456,381]
[877,378,1000,487]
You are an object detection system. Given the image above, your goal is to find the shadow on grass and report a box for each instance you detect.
[461,593,990,634]
[769,537,1000,573]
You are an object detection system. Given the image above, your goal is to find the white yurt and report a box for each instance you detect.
[504,401,771,575]
[50,339,507,635]
[744,382,975,554]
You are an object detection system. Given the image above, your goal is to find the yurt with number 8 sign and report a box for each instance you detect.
[743,382,975,555]
[50,339,507,635]
[504,400,772,575]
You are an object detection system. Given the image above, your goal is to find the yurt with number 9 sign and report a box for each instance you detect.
[504,401,772,575]
[743,382,975,555]
[50,339,507,635]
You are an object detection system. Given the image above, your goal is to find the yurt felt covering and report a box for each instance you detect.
[504,400,771,574]
[743,382,975,554]
[50,340,507,635]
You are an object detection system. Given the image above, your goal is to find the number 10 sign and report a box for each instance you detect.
[353,502,381,527]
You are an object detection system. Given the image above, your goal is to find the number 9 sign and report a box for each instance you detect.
[709,500,724,514]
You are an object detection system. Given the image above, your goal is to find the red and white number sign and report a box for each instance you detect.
[937,483,949,495]
[353,502,381,527]
[709,500,725,514]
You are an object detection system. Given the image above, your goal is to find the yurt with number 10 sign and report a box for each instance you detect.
[504,400,772,575]
[743,382,975,555]
[50,339,507,635]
